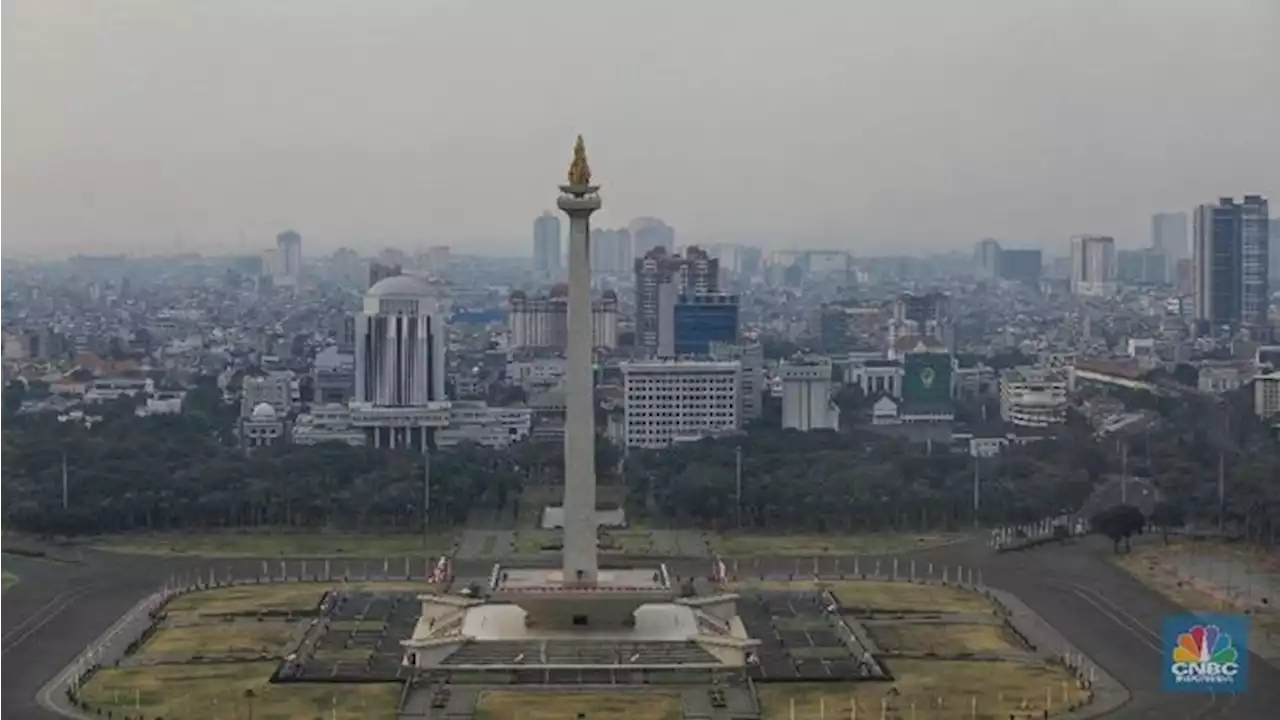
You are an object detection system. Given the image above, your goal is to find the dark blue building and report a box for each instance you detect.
[674,293,739,356]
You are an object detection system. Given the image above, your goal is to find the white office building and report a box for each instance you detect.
[780,357,840,431]
[999,366,1069,428]
[621,360,741,448]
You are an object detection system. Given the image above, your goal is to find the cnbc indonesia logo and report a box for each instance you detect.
[1165,617,1248,692]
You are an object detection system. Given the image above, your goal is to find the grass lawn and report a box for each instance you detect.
[737,580,995,614]
[165,581,436,618]
[166,584,330,616]
[143,620,296,658]
[79,662,400,720]
[868,622,1021,655]
[90,530,453,557]
[601,529,660,554]
[475,691,681,720]
[511,528,561,554]
[2,570,17,592]
[757,659,1090,719]
[710,532,966,557]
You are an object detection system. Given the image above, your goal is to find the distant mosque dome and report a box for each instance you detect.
[251,402,277,420]
[366,274,432,298]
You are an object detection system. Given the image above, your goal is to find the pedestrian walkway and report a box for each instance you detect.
[455,530,514,561]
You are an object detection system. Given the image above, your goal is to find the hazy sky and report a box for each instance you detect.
[4,0,1278,258]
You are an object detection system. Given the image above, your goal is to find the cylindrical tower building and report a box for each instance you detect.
[355,274,447,407]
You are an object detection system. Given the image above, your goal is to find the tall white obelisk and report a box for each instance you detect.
[557,136,601,585]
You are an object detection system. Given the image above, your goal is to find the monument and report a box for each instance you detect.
[558,134,602,586]
[401,138,756,676]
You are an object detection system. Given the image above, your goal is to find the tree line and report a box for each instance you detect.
[2,380,1276,543]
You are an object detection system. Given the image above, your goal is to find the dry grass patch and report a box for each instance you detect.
[79,662,400,720]
[475,691,681,720]
[1115,543,1280,662]
[166,584,329,617]
[91,531,452,557]
[757,659,1089,720]
[869,622,1021,655]
[711,533,965,557]
[143,620,295,658]
[736,580,994,614]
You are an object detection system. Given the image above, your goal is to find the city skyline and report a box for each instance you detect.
[4,0,1279,258]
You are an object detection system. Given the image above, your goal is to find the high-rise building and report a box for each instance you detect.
[1152,212,1189,269]
[589,227,633,274]
[998,249,1042,289]
[1194,196,1270,330]
[355,275,447,406]
[629,217,674,257]
[1117,249,1168,285]
[507,288,618,350]
[1070,235,1116,296]
[275,230,303,286]
[533,211,562,273]
[350,275,450,451]
[673,293,739,356]
[973,239,1002,281]
[1272,217,1280,299]
[634,246,719,355]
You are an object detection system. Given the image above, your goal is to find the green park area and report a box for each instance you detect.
[77,580,433,719]
[475,691,681,720]
[710,532,966,557]
[89,530,454,558]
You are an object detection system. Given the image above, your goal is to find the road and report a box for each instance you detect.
[4,538,1279,719]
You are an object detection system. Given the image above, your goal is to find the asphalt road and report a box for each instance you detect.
[4,538,1278,720]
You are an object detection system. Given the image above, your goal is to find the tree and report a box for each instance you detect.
[1149,501,1186,544]
[1090,504,1146,553]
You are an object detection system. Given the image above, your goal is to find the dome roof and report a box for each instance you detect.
[251,402,277,419]
[367,274,432,298]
